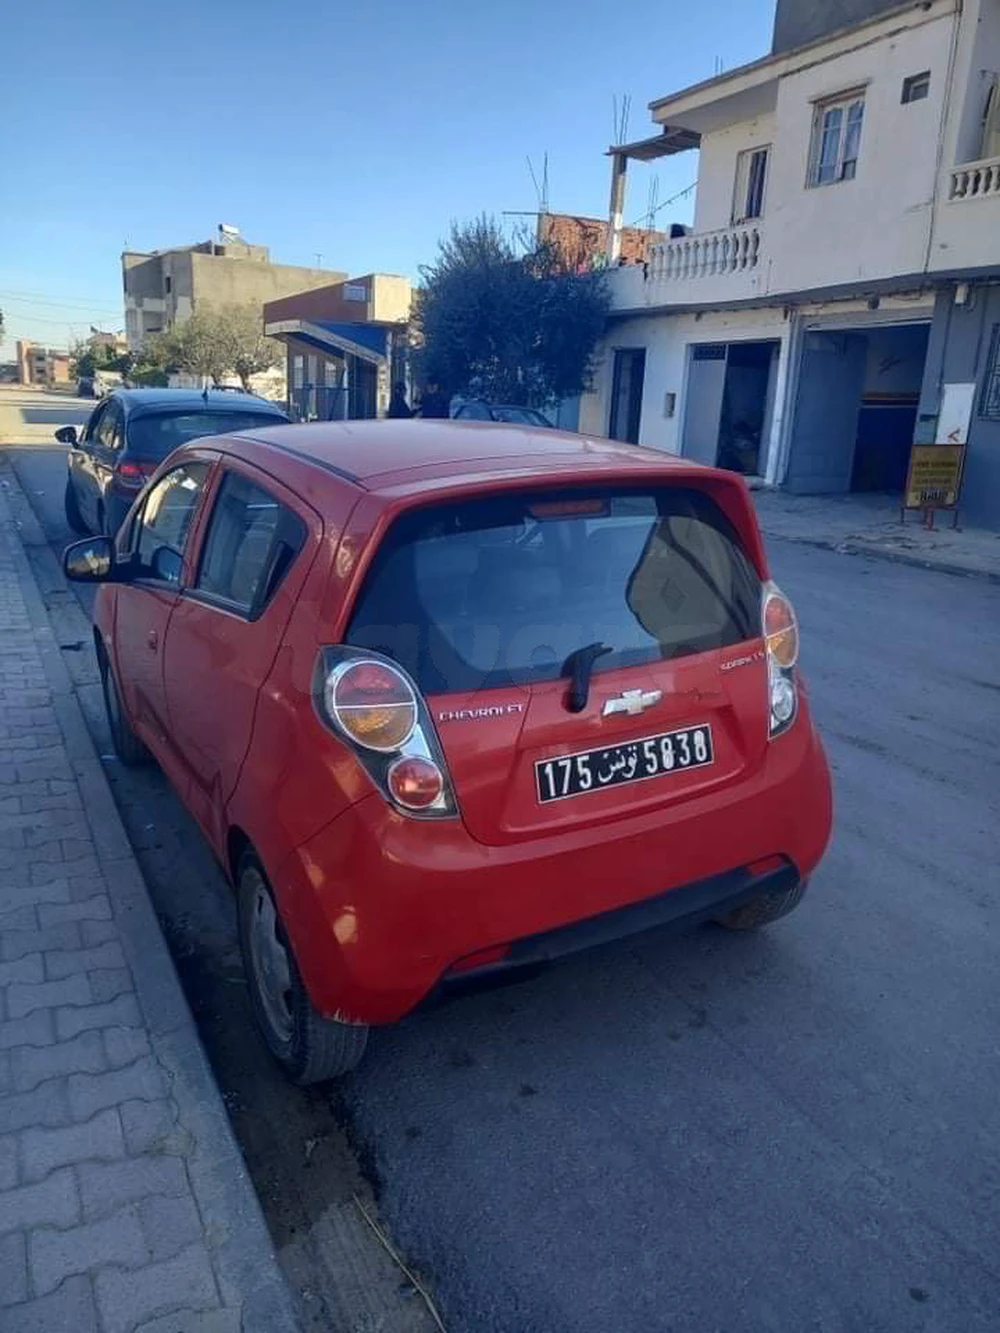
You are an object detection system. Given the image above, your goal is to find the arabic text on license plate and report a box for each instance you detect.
[535,725,714,804]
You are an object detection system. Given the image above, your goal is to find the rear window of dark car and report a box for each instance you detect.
[346,486,762,695]
[125,410,286,461]
[490,406,552,426]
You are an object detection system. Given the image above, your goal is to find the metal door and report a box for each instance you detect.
[785,331,867,493]
[681,345,727,465]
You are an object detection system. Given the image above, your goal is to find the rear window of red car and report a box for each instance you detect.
[346,485,762,695]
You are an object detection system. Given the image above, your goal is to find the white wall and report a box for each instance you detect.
[582,295,935,483]
[693,113,777,233]
[611,0,964,315]
[581,306,791,481]
[929,0,1000,271]
[764,5,956,293]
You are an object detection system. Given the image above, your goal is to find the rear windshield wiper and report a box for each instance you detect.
[563,642,612,713]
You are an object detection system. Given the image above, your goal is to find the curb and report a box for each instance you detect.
[0,467,302,1332]
[760,529,1000,584]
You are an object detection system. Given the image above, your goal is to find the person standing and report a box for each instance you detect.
[387,383,414,419]
[418,381,451,419]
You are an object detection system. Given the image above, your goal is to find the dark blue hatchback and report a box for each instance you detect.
[59,387,290,537]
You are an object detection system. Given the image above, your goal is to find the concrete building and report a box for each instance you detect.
[15,340,71,387]
[585,0,1000,527]
[263,273,412,421]
[122,235,346,350]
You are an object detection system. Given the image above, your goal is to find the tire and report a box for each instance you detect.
[237,850,369,1084]
[99,650,148,767]
[715,879,808,931]
[64,477,88,535]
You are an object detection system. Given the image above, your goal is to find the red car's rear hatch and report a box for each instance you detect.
[344,476,769,848]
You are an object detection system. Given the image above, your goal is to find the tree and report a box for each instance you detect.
[219,302,285,391]
[70,335,118,380]
[417,216,611,407]
[0,308,5,349]
[167,303,283,390]
[168,307,234,385]
[127,336,174,387]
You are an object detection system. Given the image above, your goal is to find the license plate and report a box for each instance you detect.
[535,724,714,804]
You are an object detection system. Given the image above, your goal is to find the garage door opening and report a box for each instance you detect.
[680,340,780,478]
[785,322,930,494]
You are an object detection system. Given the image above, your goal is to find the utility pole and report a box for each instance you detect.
[607,152,627,264]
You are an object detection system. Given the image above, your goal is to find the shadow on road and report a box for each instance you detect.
[19,405,90,425]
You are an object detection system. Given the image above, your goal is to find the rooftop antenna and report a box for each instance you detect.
[613,94,631,147]
[645,176,660,230]
[526,155,544,212]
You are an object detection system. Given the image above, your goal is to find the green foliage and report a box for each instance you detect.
[70,336,120,379]
[168,307,234,384]
[167,303,283,390]
[128,337,173,387]
[417,216,611,407]
[220,302,285,390]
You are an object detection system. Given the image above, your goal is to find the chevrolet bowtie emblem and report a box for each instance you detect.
[602,688,662,718]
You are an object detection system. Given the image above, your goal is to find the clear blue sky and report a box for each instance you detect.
[0,0,774,350]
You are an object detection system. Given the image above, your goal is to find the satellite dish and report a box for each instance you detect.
[218,224,241,239]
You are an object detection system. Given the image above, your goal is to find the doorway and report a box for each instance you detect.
[785,322,929,494]
[681,339,780,476]
[608,349,646,444]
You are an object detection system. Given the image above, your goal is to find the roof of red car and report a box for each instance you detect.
[234,419,707,491]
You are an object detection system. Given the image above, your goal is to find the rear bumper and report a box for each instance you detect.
[274,708,832,1025]
[435,858,801,1001]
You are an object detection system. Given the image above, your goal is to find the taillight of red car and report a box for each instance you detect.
[762,582,799,739]
[312,650,458,818]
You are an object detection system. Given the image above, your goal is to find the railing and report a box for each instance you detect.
[948,155,1000,201]
[646,224,762,283]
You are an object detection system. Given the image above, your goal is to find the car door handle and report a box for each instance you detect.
[147,630,159,652]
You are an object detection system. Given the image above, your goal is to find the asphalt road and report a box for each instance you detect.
[7,437,1000,1333]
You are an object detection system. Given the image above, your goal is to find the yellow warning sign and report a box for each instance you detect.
[903,444,965,511]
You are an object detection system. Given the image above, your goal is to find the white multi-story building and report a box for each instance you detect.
[582,0,1000,527]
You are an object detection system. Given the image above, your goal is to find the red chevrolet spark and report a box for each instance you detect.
[63,421,832,1083]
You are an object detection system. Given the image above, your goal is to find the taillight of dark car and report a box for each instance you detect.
[112,460,157,490]
[312,648,458,818]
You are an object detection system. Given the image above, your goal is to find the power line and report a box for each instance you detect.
[0,291,122,315]
[626,181,696,229]
[1,312,96,328]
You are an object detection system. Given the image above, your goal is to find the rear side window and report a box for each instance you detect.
[195,472,305,616]
[346,486,761,694]
[126,410,286,462]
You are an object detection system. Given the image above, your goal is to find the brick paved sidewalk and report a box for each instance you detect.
[0,492,299,1329]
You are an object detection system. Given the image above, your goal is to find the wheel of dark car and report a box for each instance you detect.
[715,880,808,931]
[64,477,88,535]
[237,850,369,1084]
[99,650,148,767]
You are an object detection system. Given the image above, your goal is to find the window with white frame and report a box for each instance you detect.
[732,146,770,222]
[808,91,865,186]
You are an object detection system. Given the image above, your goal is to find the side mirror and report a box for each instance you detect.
[63,537,115,583]
[55,426,78,445]
[150,546,182,585]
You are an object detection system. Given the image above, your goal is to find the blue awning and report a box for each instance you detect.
[264,318,389,364]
